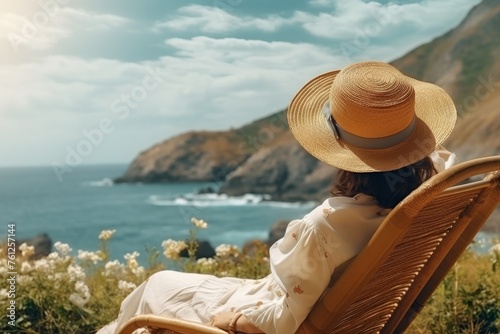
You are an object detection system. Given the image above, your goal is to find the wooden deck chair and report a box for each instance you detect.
[117,156,500,334]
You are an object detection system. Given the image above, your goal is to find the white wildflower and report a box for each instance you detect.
[161,239,187,260]
[133,266,145,277]
[19,243,35,258]
[191,217,208,229]
[69,293,87,308]
[75,281,90,296]
[69,292,90,308]
[78,250,103,264]
[118,280,137,292]
[18,275,33,285]
[490,243,500,255]
[197,257,215,268]
[0,266,7,276]
[67,263,86,281]
[54,241,72,256]
[127,258,139,270]
[99,229,116,241]
[20,262,33,274]
[124,252,141,272]
[69,281,91,308]
[34,258,51,272]
[103,260,125,277]
[124,251,140,261]
[47,252,60,260]
[215,244,239,257]
[0,289,8,300]
[47,272,65,282]
[129,258,138,268]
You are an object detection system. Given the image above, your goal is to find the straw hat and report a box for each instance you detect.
[287,61,456,172]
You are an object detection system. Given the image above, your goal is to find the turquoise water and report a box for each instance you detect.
[0,165,315,262]
[0,165,496,264]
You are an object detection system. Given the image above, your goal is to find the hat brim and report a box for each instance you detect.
[287,70,457,172]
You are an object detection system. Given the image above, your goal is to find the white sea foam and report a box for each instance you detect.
[264,201,317,208]
[86,178,114,187]
[147,193,315,208]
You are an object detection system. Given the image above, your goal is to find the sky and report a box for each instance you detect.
[0,0,481,168]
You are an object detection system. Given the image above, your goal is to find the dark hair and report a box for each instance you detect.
[331,156,436,209]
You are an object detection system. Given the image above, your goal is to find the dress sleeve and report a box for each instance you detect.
[241,217,338,334]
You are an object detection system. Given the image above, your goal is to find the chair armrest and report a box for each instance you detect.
[117,315,229,334]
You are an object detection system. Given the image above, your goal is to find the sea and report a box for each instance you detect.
[0,164,495,265]
[0,164,316,263]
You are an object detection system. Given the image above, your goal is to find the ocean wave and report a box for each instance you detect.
[147,193,314,208]
[85,178,114,187]
[263,201,317,208]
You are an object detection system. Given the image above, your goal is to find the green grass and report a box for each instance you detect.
[1,222,498,334]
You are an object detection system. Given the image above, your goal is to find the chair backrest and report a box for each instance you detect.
[296,156,500,334]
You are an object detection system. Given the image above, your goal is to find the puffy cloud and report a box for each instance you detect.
[299,0,480,40]
[0,6,131,55]
[0,0,480,166]
[154,5,295,33]
[154,0,479,63]
[156,36,341,121]
[294,0,481,61]
[0,36,341,166]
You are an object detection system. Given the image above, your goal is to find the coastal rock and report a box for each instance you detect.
[179,240,216,259]
[242,239,270,257]
[220,134,335,201]
[115,131,250,183]
[267,220,290,247]
[17,233,52,260]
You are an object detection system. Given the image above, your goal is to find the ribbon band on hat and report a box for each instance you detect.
[322,101,417,150]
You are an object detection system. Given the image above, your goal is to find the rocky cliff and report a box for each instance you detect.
[115,111,291,183]
[115,130,249,183]
[116,0,499,230]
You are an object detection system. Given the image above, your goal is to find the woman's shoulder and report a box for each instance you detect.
[303,194,381,225]
[430,148,458,172]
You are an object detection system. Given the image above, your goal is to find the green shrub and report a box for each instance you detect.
[1,219,498,334]
[0,229,157,333]
[0,218,269,333]
[408,242,500,334]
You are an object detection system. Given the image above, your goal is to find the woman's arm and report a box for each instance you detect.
[210,312,264,333]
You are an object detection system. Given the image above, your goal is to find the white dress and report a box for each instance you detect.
[98,152,456,334]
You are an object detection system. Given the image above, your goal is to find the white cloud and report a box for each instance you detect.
[0,7,131,55]
[155,36,342,118]
[296,1,394,38]
[1,12,71,52]
[155,5,294,33]
[152,0,479,63]
[60,8,131,29]
[308,0,334,7]
[0,0,481,166]
[298,0,480,41]
[293,0,481,61]
[0,37,342,166]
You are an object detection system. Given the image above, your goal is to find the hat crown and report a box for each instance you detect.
[329,62,415,139]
